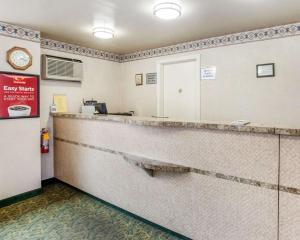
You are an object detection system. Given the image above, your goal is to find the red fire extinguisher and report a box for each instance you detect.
[41,128,49,154]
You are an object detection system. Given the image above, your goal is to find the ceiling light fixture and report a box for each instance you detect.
[153,0,182,20]
[93,27,114,39]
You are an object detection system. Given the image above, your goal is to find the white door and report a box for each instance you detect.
[157,56,200,121]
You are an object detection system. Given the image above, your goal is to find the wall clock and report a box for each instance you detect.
[6,47,33,70]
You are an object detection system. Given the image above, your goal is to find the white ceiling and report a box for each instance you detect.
[1,0,300,54]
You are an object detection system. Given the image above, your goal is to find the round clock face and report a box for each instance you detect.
[7,47,32,70]
[11,50,31,68]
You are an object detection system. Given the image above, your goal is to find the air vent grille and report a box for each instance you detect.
[42,55,83,82]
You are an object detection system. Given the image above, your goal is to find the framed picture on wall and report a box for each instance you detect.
[256,63,275,78]
[0,71,40,120]
[135,73,143,86]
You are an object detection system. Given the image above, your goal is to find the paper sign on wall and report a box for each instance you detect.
[201,67,217,80]
[146,73,157,84]
[53,95,68,113]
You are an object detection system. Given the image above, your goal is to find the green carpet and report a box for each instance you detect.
[0,183,184,240]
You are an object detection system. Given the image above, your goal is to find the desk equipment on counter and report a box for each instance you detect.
[82,99,133,116]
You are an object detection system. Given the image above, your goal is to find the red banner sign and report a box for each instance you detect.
[0,72,39,119]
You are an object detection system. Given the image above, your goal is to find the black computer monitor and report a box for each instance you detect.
[95,103,108,114]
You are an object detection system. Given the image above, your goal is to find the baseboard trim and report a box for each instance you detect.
[0,188,42,208]
[46,178,191,240]
[41,177,57,187]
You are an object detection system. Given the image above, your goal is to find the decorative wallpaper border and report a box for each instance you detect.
[2,20,300,63]
[41,38,121,62]
[120,22,300,62]
[41,22,300,63]
[0,21,40,43]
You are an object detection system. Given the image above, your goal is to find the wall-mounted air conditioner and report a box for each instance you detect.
[42,54,83,82]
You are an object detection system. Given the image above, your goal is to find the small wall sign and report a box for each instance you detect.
[146,73,157,84]
[201,66,216,80]
[256,63,275,78]
[53,94,68,113]
[135,74,143,86]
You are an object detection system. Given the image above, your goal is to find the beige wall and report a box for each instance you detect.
[0,35,41,200]
[40,48,122,180]
[120,36,300,127]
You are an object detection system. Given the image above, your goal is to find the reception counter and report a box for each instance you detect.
[52,113,300,240]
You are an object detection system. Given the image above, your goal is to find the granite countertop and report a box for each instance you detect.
[51,112,300,137]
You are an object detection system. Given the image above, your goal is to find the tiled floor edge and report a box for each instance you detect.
[54,137,300,196]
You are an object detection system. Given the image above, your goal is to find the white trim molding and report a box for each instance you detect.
[0,21,40,42]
